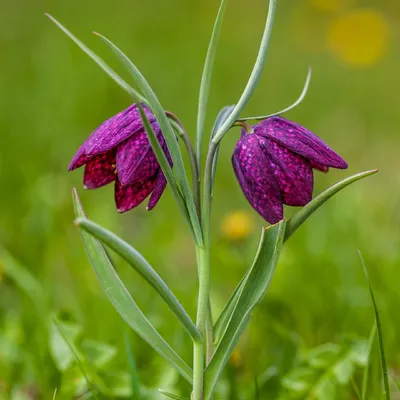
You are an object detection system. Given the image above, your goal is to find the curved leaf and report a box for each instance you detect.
[196,0,227,162]
[285,169,378,241]
[72,189,192,383]
[204,220,286,399]
[45,14,145,102]
[75,217,201,343]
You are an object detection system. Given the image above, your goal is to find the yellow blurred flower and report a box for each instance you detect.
[229,349,242,368]
[221,211,254,241]
[327,9,389,67]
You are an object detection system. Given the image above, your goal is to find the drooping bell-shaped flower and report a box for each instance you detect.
[69,103,172,212]
[232,116,348,224]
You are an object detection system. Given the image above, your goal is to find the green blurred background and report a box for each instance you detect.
[1,0,399,398]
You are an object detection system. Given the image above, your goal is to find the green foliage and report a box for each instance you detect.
[279,340,369,400]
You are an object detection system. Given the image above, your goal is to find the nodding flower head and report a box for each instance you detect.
[69,103,172,212]
[232,116,348,224]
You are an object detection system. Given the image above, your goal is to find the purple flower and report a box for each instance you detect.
[69,103,172,212]
[232,116,348,224]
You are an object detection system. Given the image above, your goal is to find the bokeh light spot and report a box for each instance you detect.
[327,9,390,67]
[221,211,254,241]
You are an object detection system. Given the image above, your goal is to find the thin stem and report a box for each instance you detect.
[193,245,207,399]
[201,141,219,366]
[167,112,201,218]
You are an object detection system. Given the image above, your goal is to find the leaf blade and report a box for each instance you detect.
[45,14,145,102]
[196,0,227,162]
[285,169,378,241]
[72,189,192,382]
[204,220,286,399]
[75,217,201,343]
[358,251,391,400]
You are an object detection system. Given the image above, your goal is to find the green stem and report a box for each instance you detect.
[202,141,219,363]
[193,141,218,398]
[193,245,207,399]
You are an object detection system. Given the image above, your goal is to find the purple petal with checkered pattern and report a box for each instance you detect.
[262,139,313,206]
[115,177,156,213]
[116,124,163,186]
[232,134,283,224]
[83,150,116,189]
[255,116,348,169]
[85,104,156,155]
[147,142,173,210]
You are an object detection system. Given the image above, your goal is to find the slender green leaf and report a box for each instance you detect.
[238,66,312,121]
[214,272,246,344]
[45,14,145,102]
[212,0,277,144]
[285,169,378,241]
[52,389,57,400]
[196,0,227,162]
[72,189,192,382]
[362,324,377,400]
[204,220,286,399]
[124,332,142,400]
[159,389,189,400]
[358,251,391,400]
[93,33,203,245]
[393,377,400,391]
[75,217,201,343]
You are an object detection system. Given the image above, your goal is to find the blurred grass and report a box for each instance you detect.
[0,0,399,398]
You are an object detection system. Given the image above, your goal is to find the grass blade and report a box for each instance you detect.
[45,14,145,102]
[124,332,142,400]
[358,251,391,400]
[362,324,377,400]
[212,0,277,144]
[285,169,378,241]
[72,189,192,382]
[75,217,201,343]
[93,33,203,245]
[196,0,227,163]
[238,66,312,121]
[204,220,286,399]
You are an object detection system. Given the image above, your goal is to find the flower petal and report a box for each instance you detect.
[83,150,116,189]
[69,143,89,171]
[115,124,162,186]
[114,177,156,213]
[147,142,172,210]
[147,172,168,211]
[232,134,283,224]
[311,161,329,172]
[263,139,313,206]
[255,116,348,169]
[85,104,156,155]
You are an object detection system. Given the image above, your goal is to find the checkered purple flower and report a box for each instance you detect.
[69,103,172,212]
[232,116,348,224]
